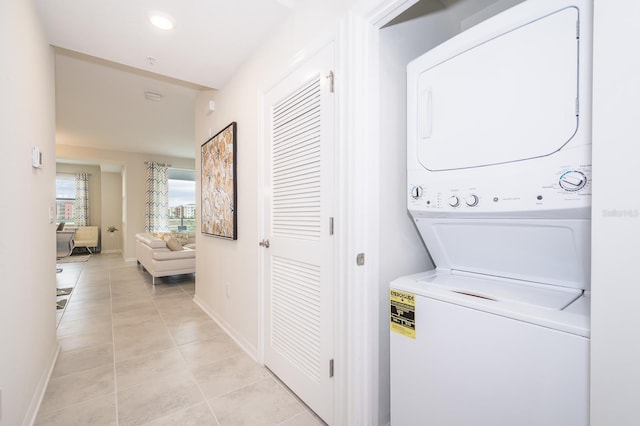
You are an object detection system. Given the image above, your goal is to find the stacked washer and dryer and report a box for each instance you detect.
[390,1,592,425]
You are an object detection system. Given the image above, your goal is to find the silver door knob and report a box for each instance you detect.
[259,239,270,248]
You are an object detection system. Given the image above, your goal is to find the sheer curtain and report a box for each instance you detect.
[145,162,169,232]
[73,173,90,226]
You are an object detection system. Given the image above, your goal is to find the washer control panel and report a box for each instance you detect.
[408,164,591,214]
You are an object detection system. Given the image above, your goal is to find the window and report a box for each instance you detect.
[56,176,76,225]
[168,168,196,232]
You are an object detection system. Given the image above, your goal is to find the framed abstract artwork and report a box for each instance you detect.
[201,122,237,239]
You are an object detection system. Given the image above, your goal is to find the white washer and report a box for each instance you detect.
[390,273,590,426]
[391,0,592,425]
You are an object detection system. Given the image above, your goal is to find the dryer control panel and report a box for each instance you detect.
[408,162,591,217]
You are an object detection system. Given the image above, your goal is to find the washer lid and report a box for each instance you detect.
[415,6,580,171]
[419,272,581,311]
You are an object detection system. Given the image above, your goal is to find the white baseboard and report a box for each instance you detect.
[23,342,60,426]
[193,295,258,361]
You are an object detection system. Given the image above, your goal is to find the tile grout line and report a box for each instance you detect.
[55,263,82,328]
[267,370,320,425]
[108,255,120,426]
[111,271,212,424]
[153,279,309,425]
[153,283,223,426]
[41,257,213,425]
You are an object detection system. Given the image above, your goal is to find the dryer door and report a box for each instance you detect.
[416,7,580,171]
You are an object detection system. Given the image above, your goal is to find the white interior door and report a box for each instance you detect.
[262,43,335,424]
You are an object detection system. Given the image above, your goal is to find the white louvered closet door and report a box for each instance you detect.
[262,43,335,424]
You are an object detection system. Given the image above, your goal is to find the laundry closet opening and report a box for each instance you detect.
[376,0,533,424]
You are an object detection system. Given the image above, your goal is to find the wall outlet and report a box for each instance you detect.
[225,283,231,298]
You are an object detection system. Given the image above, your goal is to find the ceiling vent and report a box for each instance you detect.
[144,91,163,102]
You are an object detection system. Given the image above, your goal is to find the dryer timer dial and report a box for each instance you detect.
[410,185,424,200]
[559,171,587,191]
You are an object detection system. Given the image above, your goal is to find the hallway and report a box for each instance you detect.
[36,254,323,425]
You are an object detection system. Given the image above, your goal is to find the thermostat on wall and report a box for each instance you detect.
[32,146,42,168]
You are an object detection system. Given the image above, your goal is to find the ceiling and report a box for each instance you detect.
[35,0,293,89]
[34,0,294,162]
[54,49,204,160]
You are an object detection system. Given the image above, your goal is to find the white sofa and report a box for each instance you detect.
[135,232,195,285]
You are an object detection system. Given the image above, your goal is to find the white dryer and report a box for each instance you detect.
[390,1,592,425]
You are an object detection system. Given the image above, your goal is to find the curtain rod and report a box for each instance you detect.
[145,161,172,167]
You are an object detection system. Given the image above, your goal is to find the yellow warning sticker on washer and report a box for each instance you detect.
[390,289,416,339]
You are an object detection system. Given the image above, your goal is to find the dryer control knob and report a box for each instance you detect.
[559,171,587,191]
[465,195,479,207]
[410,185,424,200]
[448,195,460,207]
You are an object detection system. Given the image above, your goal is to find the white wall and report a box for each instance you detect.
[444,0,528,29]
[0,1,58,425]
[56,145,194,260]
[590,2,640,425]
[194,0,356,358]
[101,172,123,253]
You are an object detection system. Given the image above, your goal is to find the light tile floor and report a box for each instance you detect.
[37,253,325,426]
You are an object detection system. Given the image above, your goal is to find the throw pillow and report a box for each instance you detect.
[164,235,183,251]
[171,232,189,245]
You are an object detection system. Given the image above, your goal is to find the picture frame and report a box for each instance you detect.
[200,122,237,239]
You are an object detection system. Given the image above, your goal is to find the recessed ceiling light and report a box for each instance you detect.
[148,12,175,30]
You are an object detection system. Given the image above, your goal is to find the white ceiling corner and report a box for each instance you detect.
[35,0,294,161]
[35,0,292,89]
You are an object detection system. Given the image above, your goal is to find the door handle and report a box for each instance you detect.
[259,239,270,248]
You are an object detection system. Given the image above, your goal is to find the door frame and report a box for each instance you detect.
[257,24,342,419]
[260,40,337,424]
[257,1,420,424]
[333,2,420,425]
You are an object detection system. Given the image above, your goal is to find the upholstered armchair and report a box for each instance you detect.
[73,226,99,253]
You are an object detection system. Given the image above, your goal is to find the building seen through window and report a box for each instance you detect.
[57,170,195,231]
[55,175,76,225]
[168,168,196,232]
